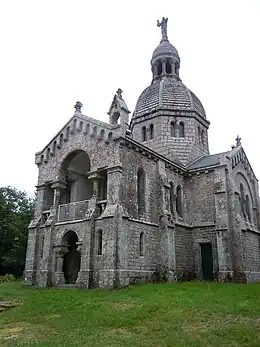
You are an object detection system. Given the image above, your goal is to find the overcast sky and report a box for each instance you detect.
[0,0,259,196]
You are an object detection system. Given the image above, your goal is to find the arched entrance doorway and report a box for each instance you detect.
[62,231,81,284]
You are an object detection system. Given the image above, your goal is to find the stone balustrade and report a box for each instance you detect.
[57,200,90,222]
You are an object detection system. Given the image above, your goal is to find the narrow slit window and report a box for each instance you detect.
[170,182,174,214]
[179,122,185,138]
[176,185,183,217]
[140,232,144,256]
[149,124,154,140]
[171,122,177,137]
[137,168,145,216]
[142,126,147,142]
[97,230,102,255]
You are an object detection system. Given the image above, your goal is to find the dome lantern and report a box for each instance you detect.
[151,17,180,82]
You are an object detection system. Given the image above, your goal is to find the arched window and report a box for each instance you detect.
[198,126,201,143]
[179,122,185,137]
[240,183,246,217]
[170,182,175,214]
[149,124,154,140]
[245,195,251,221]
[158,61,163,75]
[201,129,204,144]
[97,230,102,255]
[175,63,178,75]
[171,122,177,137]
[140,232,144,256]
[176,185,183,217]
[166,60,171,74]
[137,168,145,216]
[142,126,147,142]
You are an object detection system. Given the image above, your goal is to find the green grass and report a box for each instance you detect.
[1,281,260,346]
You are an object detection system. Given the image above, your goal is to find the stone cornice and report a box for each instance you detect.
[130,109,210,129]
[120,136,187,173]
[186,164,227,176]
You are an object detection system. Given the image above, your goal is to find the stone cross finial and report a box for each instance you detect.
[74,101,83,112]
[116,88,123,98]
[157,17,168,41]
[235,135,241,147]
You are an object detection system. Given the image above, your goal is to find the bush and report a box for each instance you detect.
[0,274,16,283]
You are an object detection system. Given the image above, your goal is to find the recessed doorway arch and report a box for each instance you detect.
[62,230,81,284]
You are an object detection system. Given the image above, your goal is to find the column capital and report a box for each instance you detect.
[76,242,83,254]
[35,183,48,191]
[51,180,67,189]
[88,171,102,180]
[107,165,123,174]
[53,245,69,258]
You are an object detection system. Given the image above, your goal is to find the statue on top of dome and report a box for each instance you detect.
[157,17,168,41]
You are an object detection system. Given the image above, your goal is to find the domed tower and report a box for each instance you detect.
[130,17,210,166]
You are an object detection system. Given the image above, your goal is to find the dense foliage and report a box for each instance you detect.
[0,274,16,283]
[0,187,34,277]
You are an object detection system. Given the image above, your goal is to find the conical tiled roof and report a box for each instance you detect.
[132,78,206,119]
[152,40,179,63]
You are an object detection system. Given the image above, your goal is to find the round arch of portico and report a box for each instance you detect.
[55,228,81,247]
[56,149,91,182]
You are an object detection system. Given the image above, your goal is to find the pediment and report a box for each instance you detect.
[35,112,121,166]
[230,145,257,183]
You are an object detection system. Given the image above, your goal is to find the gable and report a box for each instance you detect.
[230,146,257,183]
[35,113,122,166]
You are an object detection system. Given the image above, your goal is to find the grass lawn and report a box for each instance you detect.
[1,281,260,346]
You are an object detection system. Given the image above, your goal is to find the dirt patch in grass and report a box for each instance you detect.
[0,322,31,341]
[109,301,137,311]
[0,301,22,312]
[0,321,53,345]
[44,314,61,319]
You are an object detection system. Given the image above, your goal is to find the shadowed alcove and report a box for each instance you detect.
[62,231,81,284]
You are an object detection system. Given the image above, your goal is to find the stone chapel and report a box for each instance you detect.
[24,18,260,288]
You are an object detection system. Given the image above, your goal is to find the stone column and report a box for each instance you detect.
[162,59,166,75]
[23,227,37,285]
[107,166,123,205]
[88,171,101,198]
[24,184,47,284]
[99,166,126,288]
[171,61,175,75]
[34,184,47,220]
[214,167,232,281]
[53,245,69,286]
[50,181,66,223]
[75,242,85,287]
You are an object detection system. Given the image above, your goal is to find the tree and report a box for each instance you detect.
[0,186,34,277]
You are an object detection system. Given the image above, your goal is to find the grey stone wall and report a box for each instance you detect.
[124,219,158,283]
[120,146,161,223]
[185,171,216,224]
[131,113,209,166]
[192,226,218,279]
[174,226,193,279]
[244,231,260,277]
